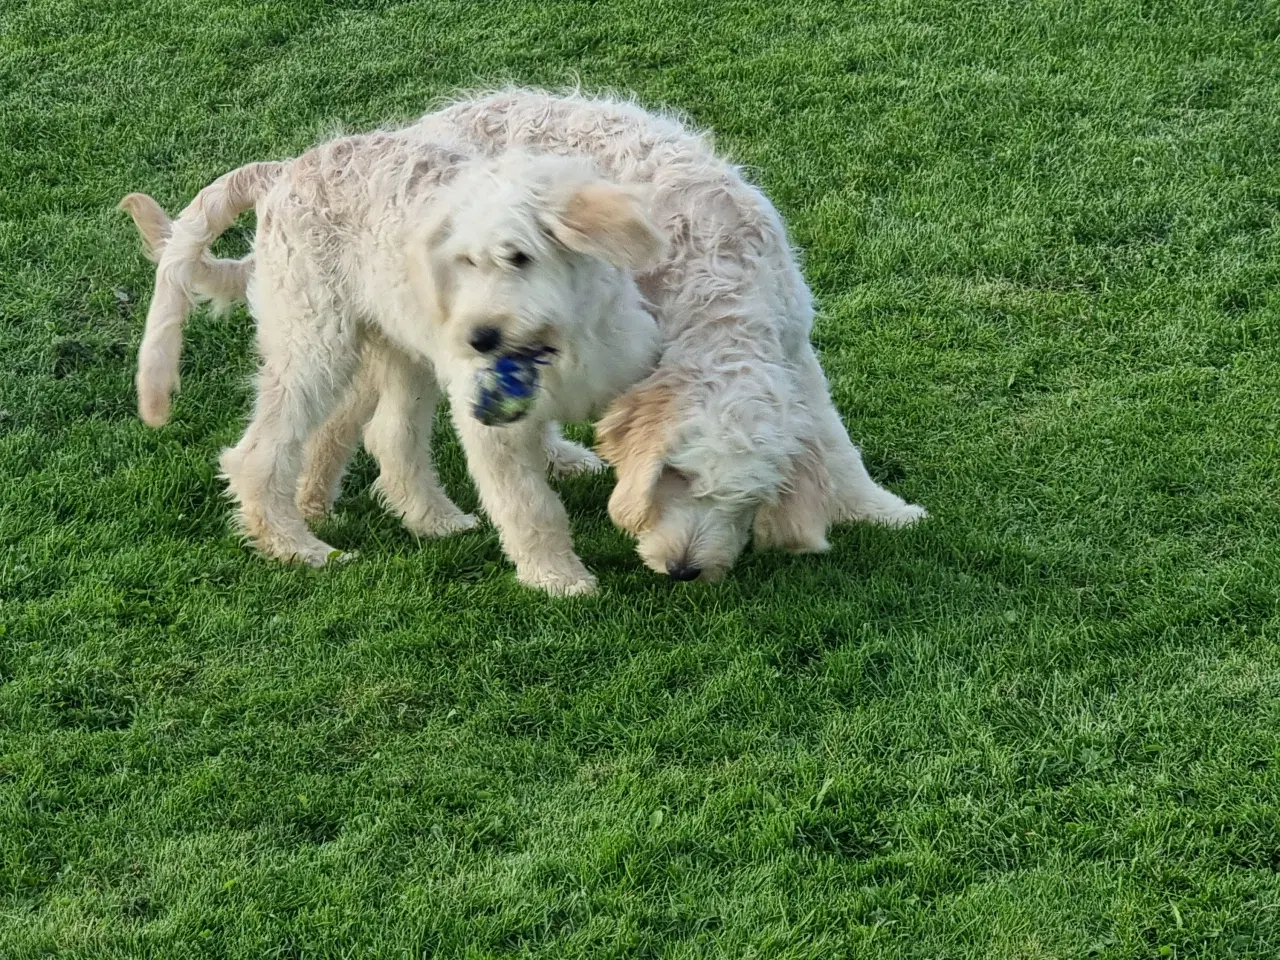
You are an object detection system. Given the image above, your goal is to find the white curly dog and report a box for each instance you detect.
[300,90,928,582]
[122,131,663,595]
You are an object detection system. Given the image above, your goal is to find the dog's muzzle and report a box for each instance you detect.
[665,560,702,582]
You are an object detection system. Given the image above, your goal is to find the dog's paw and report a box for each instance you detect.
[403,510,480,539]
[271,537,348,568]
[518,565,598,597]
[874,502,929,528]
[835,494,930,529]
[546,442,605,477]
[548,573,599,597]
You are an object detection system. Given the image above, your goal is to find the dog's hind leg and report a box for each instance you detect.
[220,289,360,567]
[543,422,605,477]
[296,352,378,522]
[362,342,477,538]
[797,347,928,528]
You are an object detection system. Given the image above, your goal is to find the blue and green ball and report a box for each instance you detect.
[472,345,558,426]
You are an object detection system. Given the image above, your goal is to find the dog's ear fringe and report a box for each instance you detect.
[596,375,677,533]
[545,181,664,270]
[406,209,455,325]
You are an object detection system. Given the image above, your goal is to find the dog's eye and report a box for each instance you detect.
[505,250,532,268]
[459,255,476,267]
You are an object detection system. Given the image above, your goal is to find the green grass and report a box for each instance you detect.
[2,0,1279,956]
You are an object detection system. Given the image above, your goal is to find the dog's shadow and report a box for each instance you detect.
[306,441,955,599]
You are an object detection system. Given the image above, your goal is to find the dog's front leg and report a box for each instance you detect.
[543,421,606,477]
[796,347,928,528]
[454,414,597,597]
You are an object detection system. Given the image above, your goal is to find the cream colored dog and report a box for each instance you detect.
[299,91,927,581]
[123,130,662,595]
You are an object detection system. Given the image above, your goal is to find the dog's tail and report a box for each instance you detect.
[120,160,283,426]
[119,193,254,307]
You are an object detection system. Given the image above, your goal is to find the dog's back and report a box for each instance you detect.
[413,90,816,359]
[410,90,926,582]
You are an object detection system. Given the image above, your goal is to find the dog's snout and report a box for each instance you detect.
[665,560,702,582]
[468,325,503,354]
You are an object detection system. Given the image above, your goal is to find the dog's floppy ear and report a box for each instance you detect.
[596,374,678,533]
[407,208,454,322]
[753,439,832,553]
[542,181,663,270]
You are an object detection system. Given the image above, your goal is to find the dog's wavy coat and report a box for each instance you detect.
[303,91,926,580]
[123,131,662,595]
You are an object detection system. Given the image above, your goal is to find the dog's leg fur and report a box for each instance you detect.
[796,348,928,528]
[302,401,606,512]
[220,276,360,566]
[543,422,605,477]
[296,353,378,522]
[361,343,477,537]
[453,411,597,596]
[221,362,357,566]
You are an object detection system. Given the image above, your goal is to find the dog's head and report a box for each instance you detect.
[596,365,828,582]
[410,152,662,368]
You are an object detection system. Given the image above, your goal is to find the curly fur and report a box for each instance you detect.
[129,89,926,584]
[405,90,929,578]
[123,127,662,595]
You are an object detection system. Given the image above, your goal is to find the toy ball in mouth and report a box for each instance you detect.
[472,345,558,426]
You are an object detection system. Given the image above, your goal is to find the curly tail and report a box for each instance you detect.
[119,193,255,308]
[119,160,283,426]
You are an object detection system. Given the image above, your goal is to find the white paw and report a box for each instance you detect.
[784,536,832,555]
[874,503,929,528]
[403,510,480,539]
[274,539,349,567]
[518,566,598,597]
[546,445,605,477]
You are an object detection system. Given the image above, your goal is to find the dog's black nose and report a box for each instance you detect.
[666,560,702,582]
[468,325,503,354]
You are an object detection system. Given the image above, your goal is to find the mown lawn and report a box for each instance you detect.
[2,1,1278,957]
